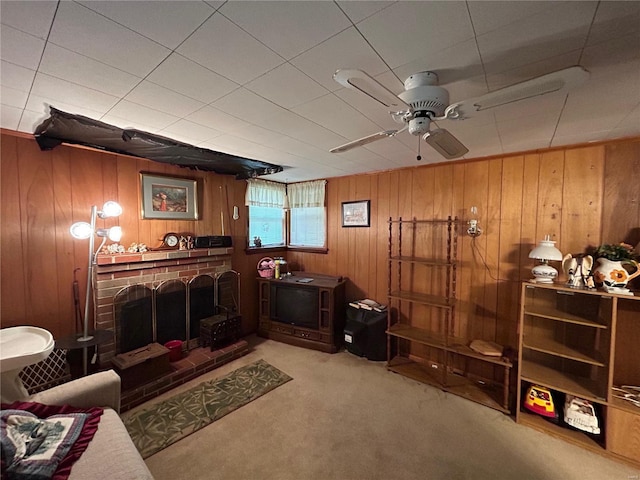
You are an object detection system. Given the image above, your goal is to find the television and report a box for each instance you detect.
[270,283,319,330]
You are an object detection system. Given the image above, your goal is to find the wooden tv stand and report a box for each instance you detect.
[258,272,346,353]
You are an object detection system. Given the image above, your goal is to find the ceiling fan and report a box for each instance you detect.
[330,66,589,160]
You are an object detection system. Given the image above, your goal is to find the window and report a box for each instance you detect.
[289,206,325,247]
[246,179,326,249]
[287,180,326,248]
[248,206,284,246]
[246,179,286,247]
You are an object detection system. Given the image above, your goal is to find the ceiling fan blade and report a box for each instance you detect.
[455,66,589,116]
[423,128,468,159]
[333,69,412,112]
[330,129,403,153]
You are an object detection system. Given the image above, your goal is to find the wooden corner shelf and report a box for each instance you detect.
[386,217,512,414]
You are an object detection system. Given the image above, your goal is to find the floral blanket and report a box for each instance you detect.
[0,402,103,480]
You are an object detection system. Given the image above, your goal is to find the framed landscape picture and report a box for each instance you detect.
[341,200,370,227]
[141,173,198,220]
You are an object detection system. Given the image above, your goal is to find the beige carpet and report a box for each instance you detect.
[125,335,640,480]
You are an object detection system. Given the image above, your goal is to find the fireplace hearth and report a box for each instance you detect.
[93,248,235,368]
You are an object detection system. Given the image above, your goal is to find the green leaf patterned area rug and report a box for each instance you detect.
[123,359,292,458]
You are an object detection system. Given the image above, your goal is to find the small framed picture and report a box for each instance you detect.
[342,200,370,227]
[141,173,198,220]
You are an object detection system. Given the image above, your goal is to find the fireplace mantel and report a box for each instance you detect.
[93,247,233,364]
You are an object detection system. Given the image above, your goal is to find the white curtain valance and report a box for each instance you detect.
[245,179,286,208]
[288,180,326,208]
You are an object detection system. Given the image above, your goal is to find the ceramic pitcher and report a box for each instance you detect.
[592,257,640,289]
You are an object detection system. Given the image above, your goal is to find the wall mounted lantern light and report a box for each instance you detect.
[70,201,122,342]
[529,235,563,283]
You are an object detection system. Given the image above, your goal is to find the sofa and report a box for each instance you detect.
[27,370,154,479]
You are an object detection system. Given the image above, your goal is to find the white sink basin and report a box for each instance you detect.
[0,326,54,402]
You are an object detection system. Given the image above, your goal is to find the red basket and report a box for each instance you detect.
[257,257,275,278]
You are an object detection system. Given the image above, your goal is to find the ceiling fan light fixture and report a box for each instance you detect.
[423,129,469,159]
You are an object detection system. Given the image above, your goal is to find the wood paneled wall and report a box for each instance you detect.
[2,131,638,350]
[0,132,250,338]
[289,139,640,348]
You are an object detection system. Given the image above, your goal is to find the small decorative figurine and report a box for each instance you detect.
[562,254,595,289]
[253,236,262,247]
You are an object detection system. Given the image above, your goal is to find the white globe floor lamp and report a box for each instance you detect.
[69,201,122,374]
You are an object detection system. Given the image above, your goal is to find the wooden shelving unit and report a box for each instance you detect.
[386,217,512,414]
[516,282,640,468]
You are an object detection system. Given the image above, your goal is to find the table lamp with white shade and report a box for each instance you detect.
[529,235,563,283]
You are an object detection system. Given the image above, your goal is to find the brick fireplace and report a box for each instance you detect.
[93,247,234,366]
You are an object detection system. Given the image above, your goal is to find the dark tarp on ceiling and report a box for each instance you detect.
[34,107,283,179]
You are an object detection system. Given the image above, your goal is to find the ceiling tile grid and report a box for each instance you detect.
[0,0,638,182]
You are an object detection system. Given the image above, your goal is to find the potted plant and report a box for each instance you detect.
[590,243,640,293]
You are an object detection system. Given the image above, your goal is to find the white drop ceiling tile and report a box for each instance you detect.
[0,0,57,39]
[39,43,142,97]
[296,124,352,151]
[501,138,551,154]
[0,61,35,92]
[587,1,640,46]
[147,54,239,104]
[212,87,287,124]
[492,93,565,125]
[271,137,332,162]
[228,124,285,149]
[0,25,45,70]
[25,93,107,120]
[1,85,28,108]
[105,100,180,130]
[444,122,502,156]
[219,1,351,60]
[186,105,250,134]
[551,131,612,148]
[476,3,595,76]
[497,112,559,146]
[360,138,416,166]
[555,105,631,139]
[443,75,492,108]
[245,64,327,109]
[292,93,383,140]
[356,2,474,69]
[264,110,348,150]
[581,33,640,81]
[336,1,395,24]
[333,86,398,129]
[177,14,284,85]
[125,81,205,118]
[48,1,170,77]
[392,39,484,88]
[467,1,550,36]
[291,27,389,92]
[204,133,264,156]
[484,52,581,91]
[99,113,160,134]
[607,104,640,139]
[17,108,48,133]
[77,1,216,50]
[31,73,119,113]
[1,104,22,130]
[159,119,222,144]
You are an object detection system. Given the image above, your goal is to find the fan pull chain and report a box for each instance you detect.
[416,136,422,161]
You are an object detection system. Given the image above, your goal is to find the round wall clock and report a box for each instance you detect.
[163,232,179,248]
